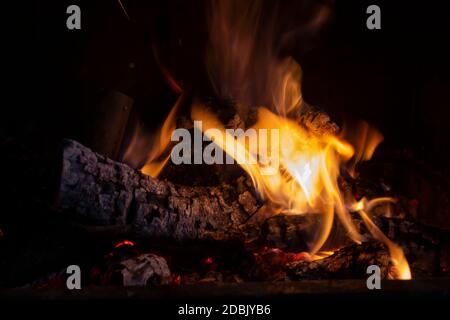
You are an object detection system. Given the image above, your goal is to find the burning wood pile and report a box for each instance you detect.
[50,105,449,287]
[2,0,450,293]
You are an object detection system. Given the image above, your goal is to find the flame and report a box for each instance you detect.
[191,56,411,279]
[344,121,384,178]
[140,95,181,177]
[192,96,358,256]
[357,205,411,279]
[292,251,334,262]
[123,93,184,177]
[130,0,411,280]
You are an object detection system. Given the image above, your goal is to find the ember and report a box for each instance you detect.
[114,240,135,248]
[202,257,214,265]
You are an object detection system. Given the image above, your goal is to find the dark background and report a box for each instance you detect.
[5,0,450,175]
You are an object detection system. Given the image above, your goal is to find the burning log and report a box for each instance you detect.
[261,214,320,252]
[157,102,339,186]
[56,139,261,243]
[286,242,391,280]
[295,103,339,136]
[56,139,450,258]
[57,136,347,249]
[56,100,342,246]
[269,214,450,278]
[262,213,449,251]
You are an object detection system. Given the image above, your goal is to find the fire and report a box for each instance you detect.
[123,93,184,177]
[140,95,181,177]
[344,121,385,178]
[191,56,411,280]
[202,0,410,279]
[292,251,335,262]
[352,198,411,280]
[134,0,411,280]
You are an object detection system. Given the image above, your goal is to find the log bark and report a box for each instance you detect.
[56,139,262,243]
[286,242,391,280]
[56,102,339,240]
[295,102,339,136]
[56,139,450,260]
[262,213,450,251]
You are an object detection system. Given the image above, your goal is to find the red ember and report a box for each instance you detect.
[114,240,135,248]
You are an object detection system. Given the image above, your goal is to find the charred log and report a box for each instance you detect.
[57,139,450,247]
[286,242,391,280]
[264,213,450,277]
[56,139,262,243]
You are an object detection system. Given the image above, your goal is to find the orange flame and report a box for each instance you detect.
[344,121,384,178]
[191,56,411,280]
[292,251,334,262]
[200,0,411,279]
[350,198,411,280]
[123,93,184,177]
[133,0,411,280]
[140,95,182,177]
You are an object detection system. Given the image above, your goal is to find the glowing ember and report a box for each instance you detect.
[114,240,135,248]
[173,275,182,285]
[202,257,214,265]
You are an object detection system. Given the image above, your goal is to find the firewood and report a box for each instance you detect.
[271,214,450,278]
[56,139,262,243]
[262,213,450,251]
[286,242,391,280]
[56,101,339,235]
[159,102,338,186]
[261,214,318,252]
[56,138,450,266]
[119,253,172,286]
[295,102,339,136]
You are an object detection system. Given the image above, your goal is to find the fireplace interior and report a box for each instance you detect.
[2,0,450,310]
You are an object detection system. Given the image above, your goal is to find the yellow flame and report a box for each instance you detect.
[308,251,335,262]
[358,208,412,280]
[133,0,411,280]
[191,57,411,279]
